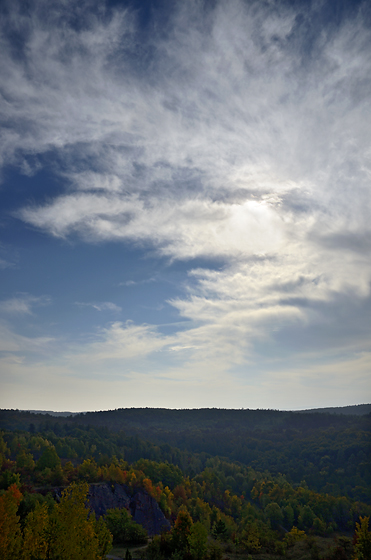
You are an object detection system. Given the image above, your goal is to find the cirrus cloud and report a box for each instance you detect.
[1,0,371,409]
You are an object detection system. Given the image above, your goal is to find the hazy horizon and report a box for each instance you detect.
[4,403,371,417]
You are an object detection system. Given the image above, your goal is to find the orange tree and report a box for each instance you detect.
[0,483,23,560]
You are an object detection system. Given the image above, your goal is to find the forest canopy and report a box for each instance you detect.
[0,407,370,560]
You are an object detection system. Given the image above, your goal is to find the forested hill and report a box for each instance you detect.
[1,406,371,560]
[1,407,370,505]
[297,404,371,416]
[1,406,370,434]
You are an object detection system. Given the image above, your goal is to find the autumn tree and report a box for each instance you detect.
[49,482,112,560]
[172,508,193,552]
[22,502,49,560]
[352,516,371,560]
[0,483,23,560]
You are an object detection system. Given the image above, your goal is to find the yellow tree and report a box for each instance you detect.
[22,502,49,560]
[0,483,23,560]
[49,482,111,560]
[352,516,371,560]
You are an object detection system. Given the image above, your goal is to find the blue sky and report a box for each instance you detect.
[1,0,370,412]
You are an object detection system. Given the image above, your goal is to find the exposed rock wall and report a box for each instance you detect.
[88,483,171,536]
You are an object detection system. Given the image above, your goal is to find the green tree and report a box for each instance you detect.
[188,522,208,560]
[265,502,284,529]
[298,505,315,530]
[36,446,61,471]
[105,508,147,545]
[283,504,295,529]
[16,449,35,471]
[212,518,227,541]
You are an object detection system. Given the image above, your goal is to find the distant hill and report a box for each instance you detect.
[26,410,78,417]
[1,404,370,435]
[297,404,371,416]
[22,403,371,417]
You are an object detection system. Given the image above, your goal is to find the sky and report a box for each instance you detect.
[0,0,370,412]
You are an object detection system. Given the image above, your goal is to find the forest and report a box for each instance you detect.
[0,407,370,560]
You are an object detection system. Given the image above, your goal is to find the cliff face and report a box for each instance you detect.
[88,483,131,516]
[88,483,171,536]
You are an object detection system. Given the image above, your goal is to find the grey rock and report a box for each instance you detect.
[88,483,171,536]
[88,483,131,517]
[131,489,171,536]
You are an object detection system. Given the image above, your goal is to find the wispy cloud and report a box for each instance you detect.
[0,294,50,315]
[1,0,370,406]
[0,322,54,353]
[75,301,122,313]
[119,277,157,287]
[0,257,15,270]
[70,321,169,365]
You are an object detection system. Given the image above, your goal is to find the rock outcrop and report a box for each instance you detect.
[88,483,171,536]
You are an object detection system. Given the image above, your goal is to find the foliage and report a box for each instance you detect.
[188,521,208,560]
[0,482,112,560]
[47,482,101,560]
[22,502,49,560]
[284,526,306,547]
[105,507,147,545]
[36,446,61,471]
[0,408,370,559]
[172,508,193,552]
[352,516,371,560]
[0,483,23,560]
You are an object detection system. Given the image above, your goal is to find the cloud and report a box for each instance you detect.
[0,294,50,315]
[0,257,15,270]
[0,244,17,269]
[0,322,54,353]
[119,277,157,287]
[75,301,122,313]
[67,321,170,370]
[1,0,371,394]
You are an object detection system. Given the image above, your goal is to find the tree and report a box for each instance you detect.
[49,482,110,560]
[105,507,147,545]
[172,509,193,552]
[212,518,227,541]
[95,516,113,559]
[352,516,371,560]
[0,483,23,560]
[16,449,35,471]
[188,522,208,560]
[283,504,295,529]
[284,526,306,548]
[36,446,61,471]
[78,459,99,482]
[241,524,261,554]
[265,502,283,529]
[22,502,49,560]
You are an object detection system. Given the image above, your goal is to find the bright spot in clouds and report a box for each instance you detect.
[0,0,370,411]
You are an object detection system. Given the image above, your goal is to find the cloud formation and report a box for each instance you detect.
[1,0,370,408]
